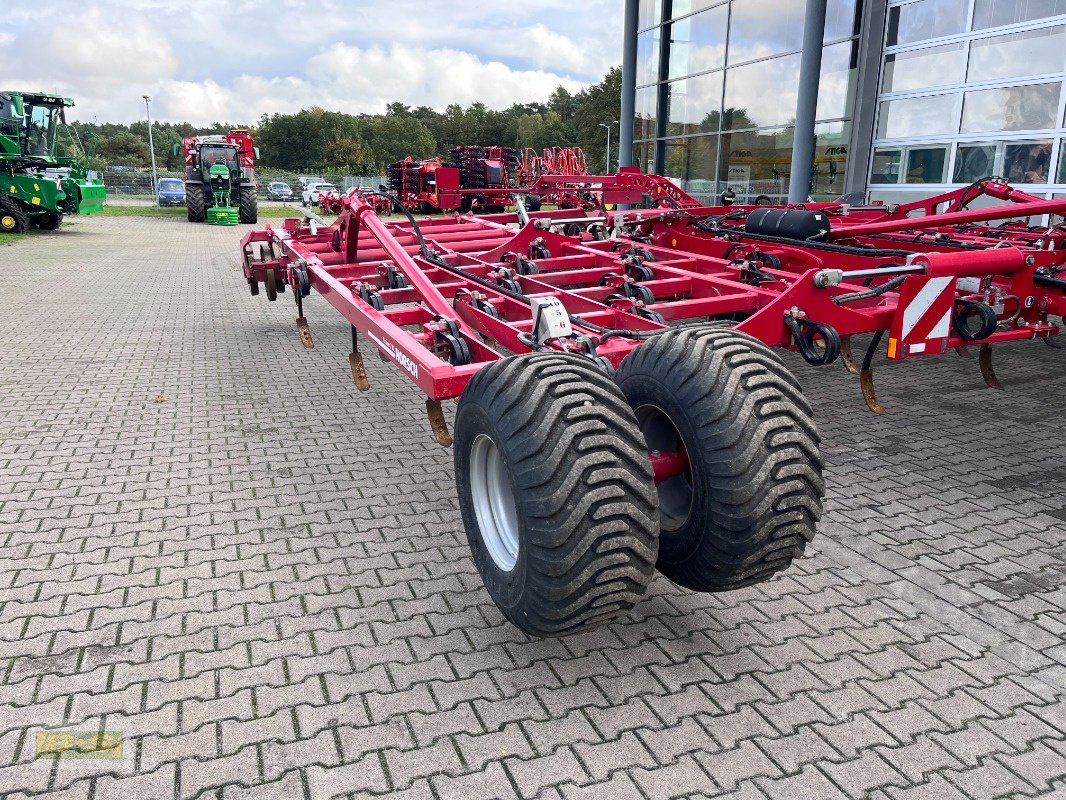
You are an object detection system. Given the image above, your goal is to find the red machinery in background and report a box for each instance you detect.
[318,186,391,217]
[386,146,520,214]
[518,146,591,209]
[239,172,1064,637]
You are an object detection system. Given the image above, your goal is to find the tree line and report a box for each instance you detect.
[81,68,622,174]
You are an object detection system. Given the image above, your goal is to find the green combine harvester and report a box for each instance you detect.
[0,91,106,233]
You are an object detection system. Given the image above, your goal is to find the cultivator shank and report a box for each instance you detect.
[240,173,1063,635]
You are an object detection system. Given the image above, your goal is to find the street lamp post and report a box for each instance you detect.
[600,120,619,173]
[143,95,159,207]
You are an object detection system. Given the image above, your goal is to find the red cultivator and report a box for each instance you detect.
[240,172,1064,635]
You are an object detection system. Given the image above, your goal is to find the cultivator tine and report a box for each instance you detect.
[839,335,860,375]
[955,346,974,358]
[296,318,314,349]
[979,343,1004,390]
[348,326,370,391]
[1044,336,1062,349]
[860,331,887,415]
[426,399,452,447]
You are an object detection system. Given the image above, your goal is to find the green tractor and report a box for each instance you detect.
[0,91,106,233]
[176,129,258,224]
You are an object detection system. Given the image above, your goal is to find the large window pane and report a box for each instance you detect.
[666,71,724,136]
[813,121,852,196]
[669,0,722,20]
[872,149,902,183]
[887,0,968,46]
[961,83,1061,132]
[635,86,658,140]
[663,138,690,182]
[638,0,661,30]
[877,94,960,138]
[633,141,655,173]
[883,43,965,92]
[954,142,999,181]
[724,53,802,129]
[973,0,1066,30]
[968,27,1066,83]
[637,29,661,86]
[668,4,728,80]
[681,134,721,202]
[817,40,858,121]
[1056,144,1066,182]
[905,147,948,182]
[1004,140,1053,183]
[825,0,859,42]
[728,0,804,64]
[719,127,793,199]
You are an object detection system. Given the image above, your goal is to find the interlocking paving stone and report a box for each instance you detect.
[1,215,1064,798]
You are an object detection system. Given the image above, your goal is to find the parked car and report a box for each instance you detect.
[266,181,293,201]
[302,182,337,207]
[157,177,186,206]
[297,175,326,191]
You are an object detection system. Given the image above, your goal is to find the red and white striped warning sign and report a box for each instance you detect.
[888,276,956,359]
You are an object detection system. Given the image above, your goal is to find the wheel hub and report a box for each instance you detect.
[1,215,15,231]
[635,404,693,532]
[469,433,520,571]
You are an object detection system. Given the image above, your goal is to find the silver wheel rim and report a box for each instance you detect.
[469,433,520,571]
[635,404,692,533]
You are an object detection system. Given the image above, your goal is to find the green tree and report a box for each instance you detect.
[324,136,371,172]
[96,131,150,167]
[362,115,436,169]
[548,86,577,121]
[572,67,623,166]
[516,111,577,152]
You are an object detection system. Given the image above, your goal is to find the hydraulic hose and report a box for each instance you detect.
[832,274,907,305]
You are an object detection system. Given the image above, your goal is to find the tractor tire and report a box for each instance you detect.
[613,327,824,592]
[239,186,258,224]
[186,184,206,223]
[0,197,30,233]
[454,352,659,636]
[35,211,63,230]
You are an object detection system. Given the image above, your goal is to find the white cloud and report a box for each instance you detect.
[0,0,619,125]
[48,8,177,88]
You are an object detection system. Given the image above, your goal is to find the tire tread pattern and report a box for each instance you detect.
[186,183,206,223]
[238,185,258,224]
[616,328,824,592]
[456,353,659,635]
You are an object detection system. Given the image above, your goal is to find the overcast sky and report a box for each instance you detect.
[2,0,621,125]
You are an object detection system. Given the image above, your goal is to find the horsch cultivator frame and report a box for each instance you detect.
[240,171,1064,635]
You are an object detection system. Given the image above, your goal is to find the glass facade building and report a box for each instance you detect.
[626,0,1066,204]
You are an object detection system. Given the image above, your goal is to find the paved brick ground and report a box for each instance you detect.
[1,215,1064,799]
